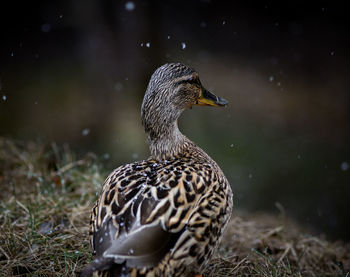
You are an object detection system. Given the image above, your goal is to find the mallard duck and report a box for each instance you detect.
[82,63,233,277]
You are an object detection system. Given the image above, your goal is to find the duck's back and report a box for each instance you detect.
[85,146,232,277]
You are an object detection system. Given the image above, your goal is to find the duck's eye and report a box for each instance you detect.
[187,76,198,84]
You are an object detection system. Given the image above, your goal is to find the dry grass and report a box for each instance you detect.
[0,137,349,277]
[206,214,350,276]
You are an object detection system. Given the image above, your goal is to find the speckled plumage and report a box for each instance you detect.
[82,63,233,277]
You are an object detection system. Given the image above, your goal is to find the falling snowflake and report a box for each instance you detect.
[82,129,90,136]
[341,162,349,171]
[125,1,135,11]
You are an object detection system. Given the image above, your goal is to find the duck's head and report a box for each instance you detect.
[141,63,227,158]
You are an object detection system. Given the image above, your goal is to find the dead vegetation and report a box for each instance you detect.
[0,137,349,277]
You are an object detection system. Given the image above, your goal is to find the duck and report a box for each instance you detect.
[81,63,233,277]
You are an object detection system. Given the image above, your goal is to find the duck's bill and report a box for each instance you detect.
[196,88,228,107]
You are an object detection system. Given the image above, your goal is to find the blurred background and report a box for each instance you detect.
[0,1,349,240]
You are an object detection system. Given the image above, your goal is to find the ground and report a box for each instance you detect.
[0,137,349,276]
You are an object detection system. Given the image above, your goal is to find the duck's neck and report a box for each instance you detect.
[147,120,188,160]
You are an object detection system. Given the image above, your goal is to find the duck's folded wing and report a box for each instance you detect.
[96,217,183,268]
[81,216,183,277]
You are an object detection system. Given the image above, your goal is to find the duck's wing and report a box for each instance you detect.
[82,219,182,277]
[85,160,192,274]
[93,211,184,268]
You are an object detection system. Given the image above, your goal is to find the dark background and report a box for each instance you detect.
[1,1,349,240]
